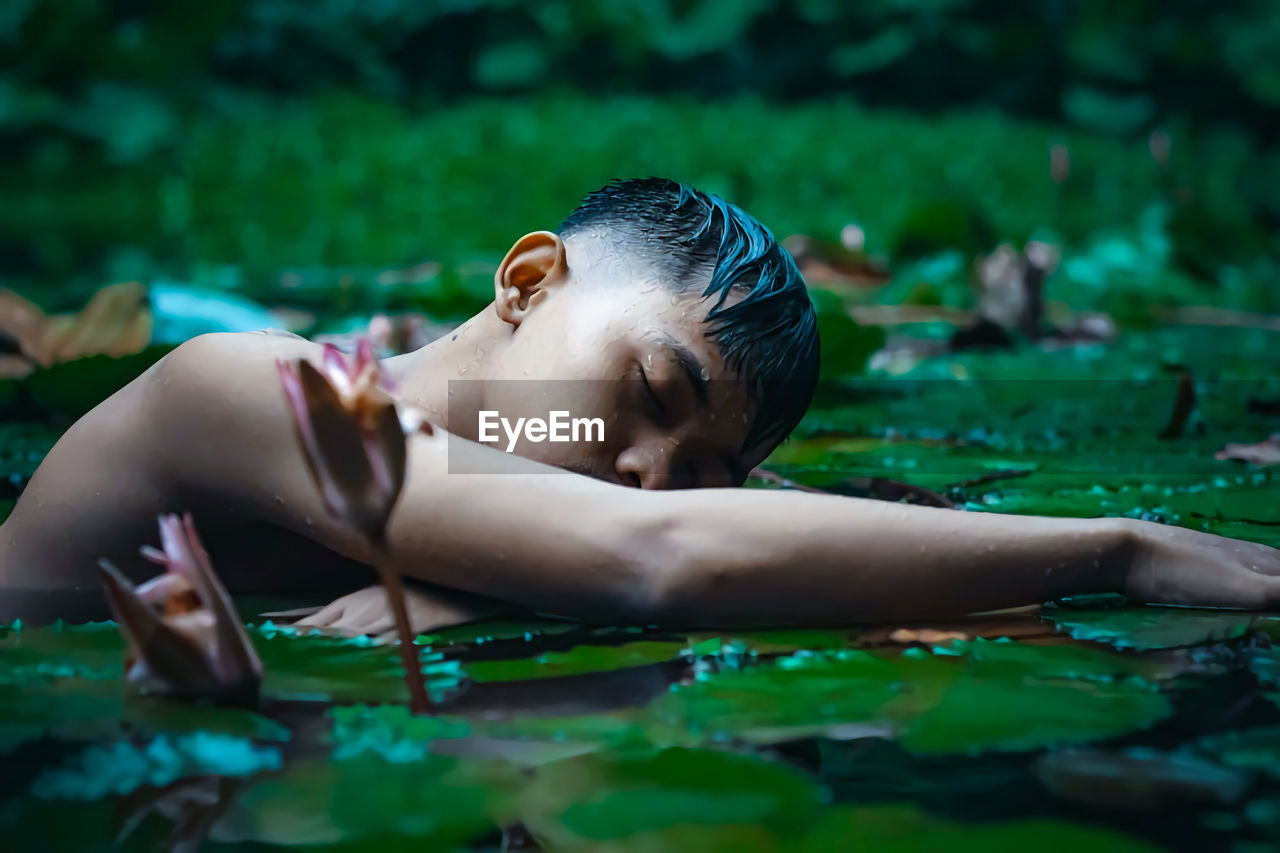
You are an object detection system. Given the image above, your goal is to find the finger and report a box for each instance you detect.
[295,598,349,629]
[347,611,392,637]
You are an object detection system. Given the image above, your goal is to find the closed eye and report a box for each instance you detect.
[638,363,667,423]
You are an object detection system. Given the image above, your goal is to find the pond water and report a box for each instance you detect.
[2,325,1278,850]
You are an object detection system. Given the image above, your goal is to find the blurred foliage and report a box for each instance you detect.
[5,0,1279,128]
[3,94,1276,322]
[1,0,1278,321]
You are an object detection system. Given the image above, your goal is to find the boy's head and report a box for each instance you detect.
[462,177,818,488]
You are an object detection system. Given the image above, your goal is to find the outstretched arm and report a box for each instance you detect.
[147,334,1280,627]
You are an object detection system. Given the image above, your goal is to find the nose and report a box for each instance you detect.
[615,443,674,490]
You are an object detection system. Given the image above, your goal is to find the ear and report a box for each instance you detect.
[494,231,569,327]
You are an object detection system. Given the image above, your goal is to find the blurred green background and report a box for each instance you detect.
[3,0,1278,323]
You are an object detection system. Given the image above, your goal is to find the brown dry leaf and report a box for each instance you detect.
[0,288,49,366]
[887,628,969,644]
[43,281,151,364]
[0,282,151,368]
[1215,434,1280,468]
[0,353,35,379]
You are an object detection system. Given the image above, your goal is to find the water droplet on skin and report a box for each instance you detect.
[700,367,710,381]
[274,495,284,505]
[304,516,314,527]
[646,353,653,368]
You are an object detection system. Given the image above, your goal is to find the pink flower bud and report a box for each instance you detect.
[99,514,262,705]
[276,342,427,543]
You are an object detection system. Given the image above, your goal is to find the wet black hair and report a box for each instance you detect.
[559,177,820,452]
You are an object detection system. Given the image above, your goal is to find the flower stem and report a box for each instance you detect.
[372,546,432,715]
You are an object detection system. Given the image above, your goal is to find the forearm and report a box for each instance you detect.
[646,490,1135,626]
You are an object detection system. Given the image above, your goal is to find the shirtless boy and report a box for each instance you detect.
[2,178,1278,632]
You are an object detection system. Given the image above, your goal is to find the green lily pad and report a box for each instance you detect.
[531,747,822,841]
[465,641,686,683]
[224,753,505,848]
[0,622,289,752]
[21,346,172,419]
[1045,607,1259,650]
[656,642,1169,754]
[255,630,418,703]
[789,804,1158,851]
[419,618,579,648]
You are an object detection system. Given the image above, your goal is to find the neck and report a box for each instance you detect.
[381,304,505,441]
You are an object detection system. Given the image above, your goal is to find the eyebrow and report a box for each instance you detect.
[658,340,710,409]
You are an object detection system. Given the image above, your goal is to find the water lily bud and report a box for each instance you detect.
[276,342,412,543]
[100,514,262,705]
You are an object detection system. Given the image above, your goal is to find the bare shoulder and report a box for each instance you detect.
[149,331,327,432]
[0,331,334,590]
[159,330,320,378]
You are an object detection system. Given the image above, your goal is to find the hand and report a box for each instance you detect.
[289,584,507,640]
[1122,519,1280,609]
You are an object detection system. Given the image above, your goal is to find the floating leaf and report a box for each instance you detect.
[0,623,287,752]
[227,753,504,848]
[531,748,822,842]
[657,642,1169,754]
[22,345,172,419]
[419,618,579,649]
[466,641,687,683]
[791,804,1158,851]
[1044,607,1258,651]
